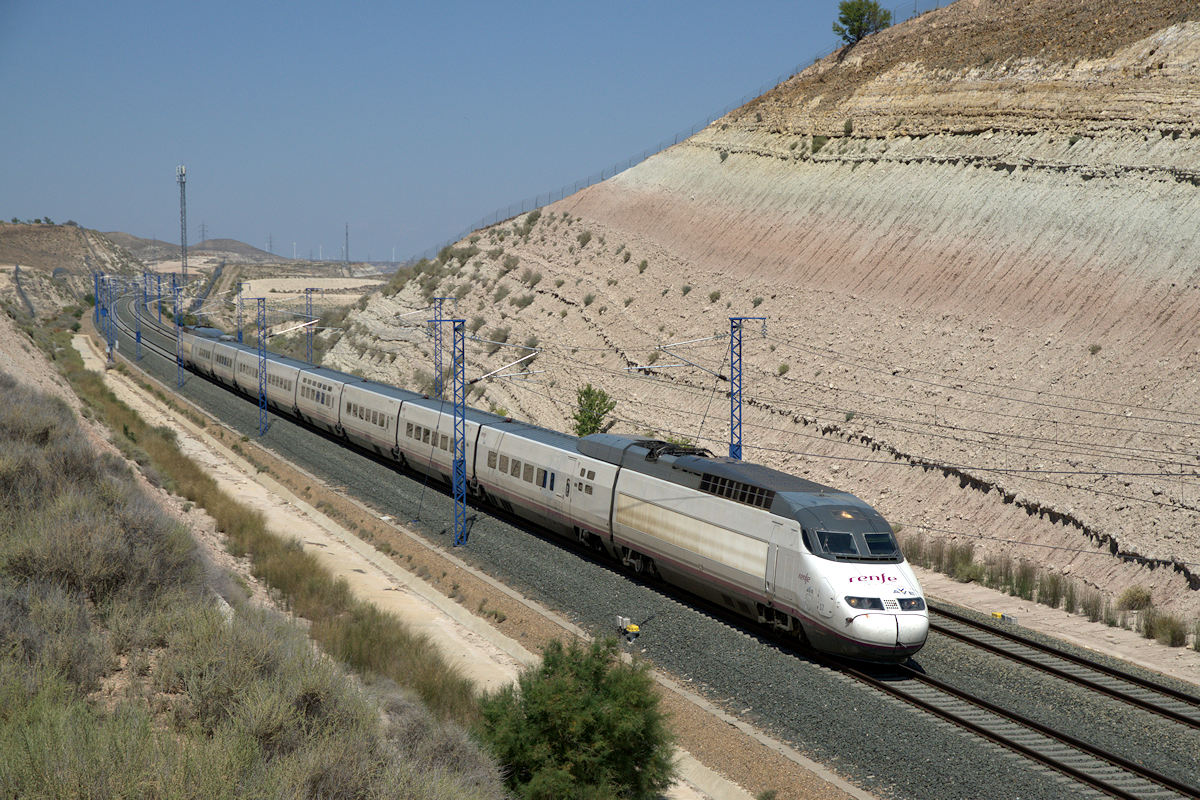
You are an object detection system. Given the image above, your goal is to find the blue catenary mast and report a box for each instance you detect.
[431,297,452,397]
[93,272,100,324]
[304,287,317,364]
[173,284,184,387]
[134,276,142,361]
[257,297,268,436]
[451,318,468,546]
[728,316,765,460]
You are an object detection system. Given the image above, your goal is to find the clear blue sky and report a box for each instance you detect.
[1,0,849,262]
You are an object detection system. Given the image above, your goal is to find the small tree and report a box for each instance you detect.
[572,383,616,437]
[833,0,891,45]
[478,638,675,800]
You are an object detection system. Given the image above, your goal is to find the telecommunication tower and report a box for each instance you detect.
[177,165,187,283]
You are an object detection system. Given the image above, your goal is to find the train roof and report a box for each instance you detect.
[577,433,888,531]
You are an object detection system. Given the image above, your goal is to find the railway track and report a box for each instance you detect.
[929,605,1200,730]
[831,655,1199,800]
[107,294,1200,800]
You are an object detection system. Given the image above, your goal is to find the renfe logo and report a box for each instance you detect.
[848,573,897,583]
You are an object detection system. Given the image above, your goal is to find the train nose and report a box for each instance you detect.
[845,612,928,650]
[898,613,928,647]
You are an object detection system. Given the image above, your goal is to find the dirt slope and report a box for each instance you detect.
[328,0,1200,620]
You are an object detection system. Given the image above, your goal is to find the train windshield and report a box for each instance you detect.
[864,532,900,557]
[810,528,903,563]
[817,530,859,555]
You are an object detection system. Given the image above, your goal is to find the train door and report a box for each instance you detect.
[766,521,783,600]
[564,456,579,519]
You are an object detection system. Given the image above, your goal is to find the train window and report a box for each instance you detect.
[586,470,595,480]
[405,422,413,438]
[584,485,593,495]
[523,463,534,483]
[488,451,497,469]
[511,460,521,477]
[372,410,379,425]
[440,434,448,450]
[818,530,859,556]
[580,468,586,477]
[801,529,814,553]
[499,455,508,471]
[536,468,546,487]
[422,429,430,444]
[549,474,555,491]
[864,532,899,557]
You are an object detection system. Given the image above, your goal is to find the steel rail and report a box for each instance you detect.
[835,658,1200,800]
[929,604,1200,729]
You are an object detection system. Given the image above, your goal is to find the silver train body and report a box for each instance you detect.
[180,330,929,661]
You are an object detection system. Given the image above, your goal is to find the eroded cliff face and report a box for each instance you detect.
[329,2,1200,615]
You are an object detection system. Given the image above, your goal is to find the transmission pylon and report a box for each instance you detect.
[177,165,187,283]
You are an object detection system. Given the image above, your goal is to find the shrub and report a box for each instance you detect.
[681,285,692,296]
[1117,585,1152,611]
[519,269,542,288]
[1151,612,1188,647]
[777,363,789,376]
[576,231,592,248]
[1088,343,1102,355]
[486,327,510,356]
[511,294,534,309]
[1037,573,1064,609]
[812,135,829,154]
[709,291,721,302]
[554,278,564,288]
[1063,579,1077,614]
[1012,562,1036,600]
[752,297,763,308]
[583,293,595,307]
[469,316,486,333]
[478,638,674,800]
[622,251,631,263]
[843,119,853,136]
[493,285,511,303]
[638,260,648,274]
[1081,589,1104,622]
[719,150,728,162]
[501,254,520,274]
[572,384,616,437]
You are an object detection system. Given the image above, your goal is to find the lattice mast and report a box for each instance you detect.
[177,165,187,283]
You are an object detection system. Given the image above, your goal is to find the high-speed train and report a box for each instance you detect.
[178,329,928,661]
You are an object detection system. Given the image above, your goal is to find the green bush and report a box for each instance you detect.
[1117,585,1152,610]
[1037,573,1064,609]
[812,135,829,154]
[572,384,616,437]
[478,638,674,800]
[583,293,595,307]
[576,231,592,248]
[638,260,648,274]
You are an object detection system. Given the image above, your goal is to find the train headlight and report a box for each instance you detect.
[898,597,926,611]
[844,596,884,610]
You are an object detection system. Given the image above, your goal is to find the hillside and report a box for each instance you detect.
[106,232,279,264]
[324,0,1200,619]
[0,221,142,316]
